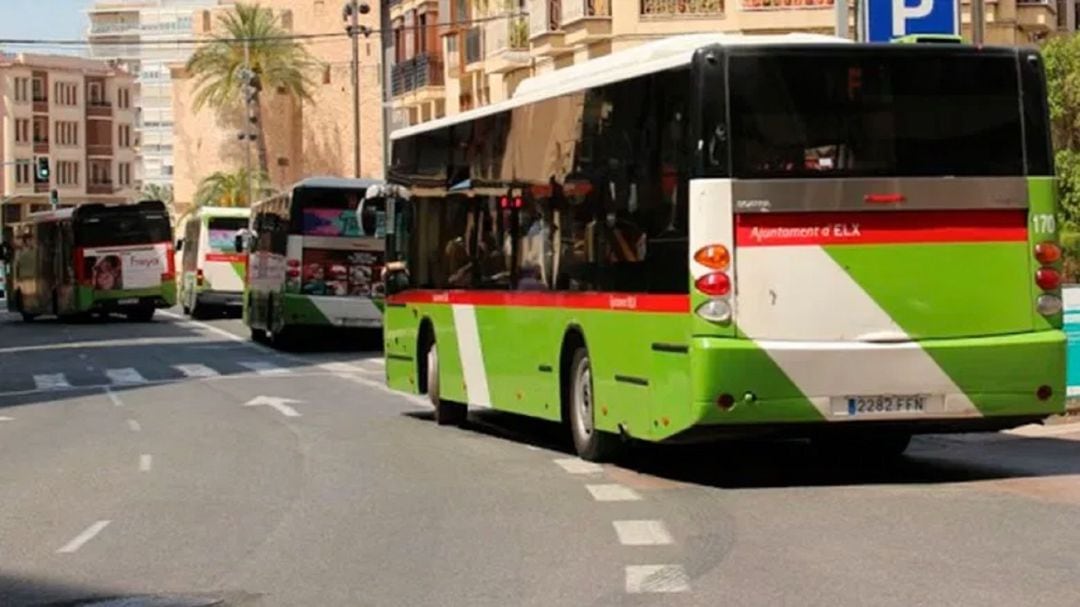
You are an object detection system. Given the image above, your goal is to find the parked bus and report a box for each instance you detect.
[177,206,250,318]
[242,177,387,347]
[383,34,1065,461]
[2,200,175,322]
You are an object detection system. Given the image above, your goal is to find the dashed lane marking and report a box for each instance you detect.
[105,368,147,385]
[238,361,290,376]
[613,520,674,546]
[553,458,603,475]
[33,374,71,390]
[127,419,141,432]
[585,484,642,502]
[624,565,690,594]
[139,454,153,472]
[56,520,111,554]
[173,364,220,378]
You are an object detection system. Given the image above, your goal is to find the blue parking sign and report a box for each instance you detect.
[865,0,959,42]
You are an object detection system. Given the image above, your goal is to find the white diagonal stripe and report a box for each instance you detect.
[553,458,603,475]
[585,484,641,502]
[625,565,690,593]
[613,520,674,546]
[105,368,146,385]
[34,374,70,390]
[174,364,219,378]
[452,304,491,407]
[56,520,110,554]
[239,361,289,376]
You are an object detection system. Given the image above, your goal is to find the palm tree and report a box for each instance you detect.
[195,169,270,207]
[140,183,174,206]
[186,3,320,177]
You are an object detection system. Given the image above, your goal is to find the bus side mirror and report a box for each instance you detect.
[0,243,10,262]
[235,234,246,253]
[175,239,183,252]
[383,261,409,296]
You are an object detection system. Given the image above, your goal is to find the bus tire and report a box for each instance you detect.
[428,341,466,426]
[568,346,620,462]
[250,327,268,343]
[15,292,36,323]
[812,432,912,461]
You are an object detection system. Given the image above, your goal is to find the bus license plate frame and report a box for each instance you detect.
[833,394,928,417]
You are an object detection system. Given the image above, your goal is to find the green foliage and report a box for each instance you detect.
[195,169,270,208]
[140,183,174,206]
[1044,35,1080,229]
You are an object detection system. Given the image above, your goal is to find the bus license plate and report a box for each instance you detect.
[837,395,927,416]
[119,298,138,305]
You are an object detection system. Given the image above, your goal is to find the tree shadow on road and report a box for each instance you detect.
[0,571,265,606]
[426,408,1080,489]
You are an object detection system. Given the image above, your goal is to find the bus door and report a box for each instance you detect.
[202,216,248,293]
[55,220,77,313]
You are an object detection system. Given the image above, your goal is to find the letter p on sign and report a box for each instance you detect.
[865,0,957,42]
[892,0,933,36]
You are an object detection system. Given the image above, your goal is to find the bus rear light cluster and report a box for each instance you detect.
[195,269,204,286]
[1033,240,1062,316]
[694,244,732,323]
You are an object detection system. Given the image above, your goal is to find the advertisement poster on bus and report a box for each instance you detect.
[83,246,167,291]
[301,249,382,298]
[302,208,361,238]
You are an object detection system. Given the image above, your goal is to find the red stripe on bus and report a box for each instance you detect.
[206,253,247,263]
[735,210,1028,247]
[387,290,690,313]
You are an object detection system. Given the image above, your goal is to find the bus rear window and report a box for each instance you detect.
[208,217,248,252]
[76,211,172,248]
[301,208,362,237]
[728,51,1025,178]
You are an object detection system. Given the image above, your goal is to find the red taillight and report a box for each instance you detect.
[1035,267,1061,291]
[287,259,300,268]
[1035,242,1062,265]
[195,269,204,286]
[1037,385,1053,401]
[286,269,300,278]
[864,193,905,204]
[695,272,731,296]
[717,393,735,410]
[693,245,730,271]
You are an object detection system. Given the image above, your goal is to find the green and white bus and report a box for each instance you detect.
[2,200,175,322]
[242,177,387,347]
[177,206,250,318]
[383,34,1066,461]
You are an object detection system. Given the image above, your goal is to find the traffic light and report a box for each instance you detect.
[50,189,59,208]
[35,157,49,182]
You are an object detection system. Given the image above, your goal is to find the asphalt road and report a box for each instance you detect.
[2,308,1080,606]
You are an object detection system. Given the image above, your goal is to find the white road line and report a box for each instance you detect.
[585,484,642,502]
[613,520,674,546]
[1006,423,1080,438]
[34,374,71,390]
[335,373,430,410]
[624,565,690,594]
[104,388,124,407]
[126,419,141,432]
[239,361,289,376]
[366,358,385,367]
[56,520,111,554]
[158,310,246,343]
[105,368,147,385]
[0,336,211,354]
[139,454,152,472]
[0,416,13,422]
[173,364,220,378]
[553,458,603,475]
[319,362,376,374]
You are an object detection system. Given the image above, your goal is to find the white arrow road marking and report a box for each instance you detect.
[57,520,111,554]
[244,396,302,418]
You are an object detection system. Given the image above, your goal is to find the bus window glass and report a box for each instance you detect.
[728,51,1024,178]
[75,210,172,248]
[207,217,249,252]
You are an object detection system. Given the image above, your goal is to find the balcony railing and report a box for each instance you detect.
[33,96,48,113]
[34,182,50,194]
[391,53,445,97]
[564,0,611,23]
[486,15,531,56]
[33,139,49,154]
[640,0,724,16]
[87,100,113,118]
[87,143,113,157]
[465,27,484,65]
[530,0,563,38]
[87,182,114,195]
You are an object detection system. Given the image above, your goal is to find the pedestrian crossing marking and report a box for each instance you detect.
[174,364,220,378]
[105,368,147,385]
[238,361,290,376]
[34,374,71,390]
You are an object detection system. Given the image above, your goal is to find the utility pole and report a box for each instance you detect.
[972,0,985,44]
[243,39,254,207]
[344,2,371,179]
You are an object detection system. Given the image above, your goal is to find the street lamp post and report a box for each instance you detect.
[344,1,372,179]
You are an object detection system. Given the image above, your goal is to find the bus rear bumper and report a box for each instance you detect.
[281,293,383,329]
[197,290,243,307]
[685,331,1065,433]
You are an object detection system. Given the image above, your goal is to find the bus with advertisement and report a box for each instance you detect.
[177,206,250,318]
[1,200,175,322]
[240,177,388,347]
[382,34,1066,461]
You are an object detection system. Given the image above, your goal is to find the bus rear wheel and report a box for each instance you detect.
[427,341,465,426]
[568,347,620,462]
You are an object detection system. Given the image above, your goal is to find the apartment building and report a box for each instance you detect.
[170,0,384,216]
[0,53,138,225]
[87,0,220,189]
[388,0,1076,127]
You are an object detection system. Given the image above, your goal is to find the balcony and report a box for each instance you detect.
[33,96,48,114]
[562,0,612,45]
[640,0,725,17]
[391,53,445,98]
[1017,0,1056,31]
[529,0,569,56]
[87,143,113,157]
[465,27,484,69]
[485,15,532,74]
[87,100,113,118]
[33,139,49,155]
[87,181,114,195]
[34,182,49,194]
[89,21,139,36]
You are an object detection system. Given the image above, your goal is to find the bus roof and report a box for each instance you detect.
[292,176,384,191]
[190,206,251,220]
[390,33,847,141]
[25,207,75,223]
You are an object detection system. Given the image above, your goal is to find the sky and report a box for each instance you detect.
[0,0,92,55]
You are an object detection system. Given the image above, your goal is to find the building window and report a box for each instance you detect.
[90,161,111,185]
[117,87,131,109]
[118,124,132,148]
[118,162,132,187]
[54,121,79,146]
[14,119,30,144]
[57,161,79,187]
[54,82,78,106]
[14,77,29,103]
[15,159,32,185]
[32,77,45,102]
